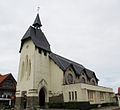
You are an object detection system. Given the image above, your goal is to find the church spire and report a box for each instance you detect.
[33,13,42,28]
[20,10,51,53]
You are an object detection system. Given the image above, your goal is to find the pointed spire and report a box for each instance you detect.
[33,13,42,28]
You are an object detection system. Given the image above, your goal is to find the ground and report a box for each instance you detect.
[4,106,120,110]
[91,106,120,110]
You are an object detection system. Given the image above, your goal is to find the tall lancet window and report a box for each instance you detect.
[27,59,31,79]
[26,55,28,73]
[20,61,25,81]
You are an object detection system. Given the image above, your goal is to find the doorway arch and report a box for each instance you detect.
[39,87,46,107]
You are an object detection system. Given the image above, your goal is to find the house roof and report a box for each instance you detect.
[50,53,99,81]
[19,14,51,53]
[0,73,10,83]
[0,73,17,84]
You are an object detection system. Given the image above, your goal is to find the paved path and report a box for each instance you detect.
[91,106,120,110]
[40,106,120,110]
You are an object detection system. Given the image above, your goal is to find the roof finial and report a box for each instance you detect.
[37,6,40,14]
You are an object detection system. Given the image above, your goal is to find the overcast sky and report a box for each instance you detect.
[0,0,120,93]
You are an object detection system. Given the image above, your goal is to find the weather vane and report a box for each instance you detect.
[37,6,40,14]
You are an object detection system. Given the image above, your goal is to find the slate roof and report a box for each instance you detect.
[20,14,51,53]
[50,53,99,81]
[85,68,99,80]
[33,14,42,27]
[19,13,99,81]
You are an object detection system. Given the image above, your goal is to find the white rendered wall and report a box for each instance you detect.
[16,39,35,97]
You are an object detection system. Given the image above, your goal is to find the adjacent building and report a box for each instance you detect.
[0,73,17,107]
[16,13,114,110]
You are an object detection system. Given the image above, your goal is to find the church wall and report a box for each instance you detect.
[16,39,35,97]
[49,60,64,102]
[32,49,64,103]
[62,83,114,105]
[62,84,88,102]
[33,48,51,102]
[16,40,36,110]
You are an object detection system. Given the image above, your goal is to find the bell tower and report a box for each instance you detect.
[15,13,51,110]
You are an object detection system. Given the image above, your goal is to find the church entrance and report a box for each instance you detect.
[39,88,46,107]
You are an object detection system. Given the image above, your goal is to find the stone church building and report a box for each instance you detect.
[16,13,114,110]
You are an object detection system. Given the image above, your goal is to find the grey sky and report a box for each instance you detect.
[0,0,120,92]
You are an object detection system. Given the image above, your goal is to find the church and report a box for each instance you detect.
[15,13,114,110]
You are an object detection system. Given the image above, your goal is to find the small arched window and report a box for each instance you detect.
[81,77,86,83]
[67,74,73,84]
[91,80,95,85]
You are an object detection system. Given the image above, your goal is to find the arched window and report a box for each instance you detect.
[91,80,95,85]
[20,61,24,81]
[81,77,86,83]
[27,60,31,79]
[26,55,28,72]
[67,74,73,84]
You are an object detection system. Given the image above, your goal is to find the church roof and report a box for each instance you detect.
[19,13,99,81]
[20,14,51,53]
[50,53,99,81]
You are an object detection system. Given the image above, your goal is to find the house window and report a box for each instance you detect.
[5,81,12,87]
[75,91,77,100]
[69,92,71,100]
